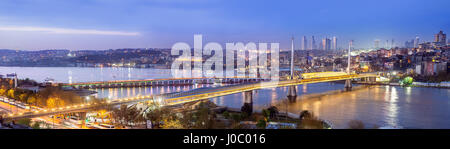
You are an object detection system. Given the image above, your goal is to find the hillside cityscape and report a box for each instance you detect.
[0,0,449,134]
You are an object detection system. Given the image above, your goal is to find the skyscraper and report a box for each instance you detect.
[374,39,380,49]
[391,39,395,48]
[385,40,389,49]
[332,36,337,50]
[435,30,447,44]
[322,38,326,50]
[414,35,420,48]
[310,36,316,50]
[302,36,308,50]
[322,37,331,50]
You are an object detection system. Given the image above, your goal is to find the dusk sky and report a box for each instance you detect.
[0,0,449,50]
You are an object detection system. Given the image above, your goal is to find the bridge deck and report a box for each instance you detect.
[4,74,377,120]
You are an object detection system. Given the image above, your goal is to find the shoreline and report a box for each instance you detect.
[355,82,450,89]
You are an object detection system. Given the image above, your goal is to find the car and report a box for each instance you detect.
[85,123,99,129]
[16,104,27,109]
[70,116,80,120]
[49,115,62,119]
[99,124,115,129]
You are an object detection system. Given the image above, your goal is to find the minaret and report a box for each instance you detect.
[287,37,297,102]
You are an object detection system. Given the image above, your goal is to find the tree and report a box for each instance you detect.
[17,118,32,127]
[231,113,242,123]
[240,103,252,117]
[46,97,65,109]
[7,89,15,99]
[111,104,147,128]
[262,109,270,121]
[222,111,230,119]
[267,106,279,119]
[298,111,325,129]
[31,121,43,129]
[192,106,215,129]
[348,120,365,129]
[161,119,183,129]
[145,107,172,128]
[19,93,29,103]
[37,87,84,108]
[256,119,267,129]
[27,95,37,106]
[299,110,312,120]
[0,88,6,96]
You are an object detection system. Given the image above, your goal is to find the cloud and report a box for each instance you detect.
[0,26,140,36]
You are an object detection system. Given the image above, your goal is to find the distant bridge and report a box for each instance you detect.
[4,73,378,120]
[62,77,269,89]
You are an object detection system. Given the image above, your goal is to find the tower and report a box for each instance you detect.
[322,38,327,50]
[414,35,420,48]
[310,36,316,50]
[435,30,446,45]
[391,39,395,48]
[345,40,353,90]
[385,40,389,49]
[332,36,338,50]
[322,37,331,50]
[374,39,380,49]
[302,36,308,50]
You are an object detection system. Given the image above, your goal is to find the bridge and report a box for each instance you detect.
[3,39,374,121]
[3,73,378,120]
[161,73,378,105]
[62,77,269,89]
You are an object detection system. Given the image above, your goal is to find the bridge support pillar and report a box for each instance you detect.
[241,90,253,116]
[345,79,352,91]
[79,112,87,129]
[287,85,297,102]
[370,77,377,83]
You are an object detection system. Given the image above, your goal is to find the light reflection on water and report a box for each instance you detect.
[93,83,450,129]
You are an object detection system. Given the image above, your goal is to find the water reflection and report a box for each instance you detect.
[386,87,399,127]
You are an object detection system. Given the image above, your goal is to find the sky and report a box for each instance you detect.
[0,0,449,50]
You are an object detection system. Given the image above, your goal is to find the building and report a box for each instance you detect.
[405,39,415,48]
[310,36,316,50]
[434,30,447,47]
[415,61,447,76]
[322,38,331,50]
[414,35,420,48]
[374,40,380,49]
[302,36,308,50]
[332,36,338,50]
[391,39,395,48]
[385,40,389,49]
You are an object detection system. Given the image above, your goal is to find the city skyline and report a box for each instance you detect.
[0,0,449,50]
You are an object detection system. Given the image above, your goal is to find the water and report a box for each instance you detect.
[1,66,450,129]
